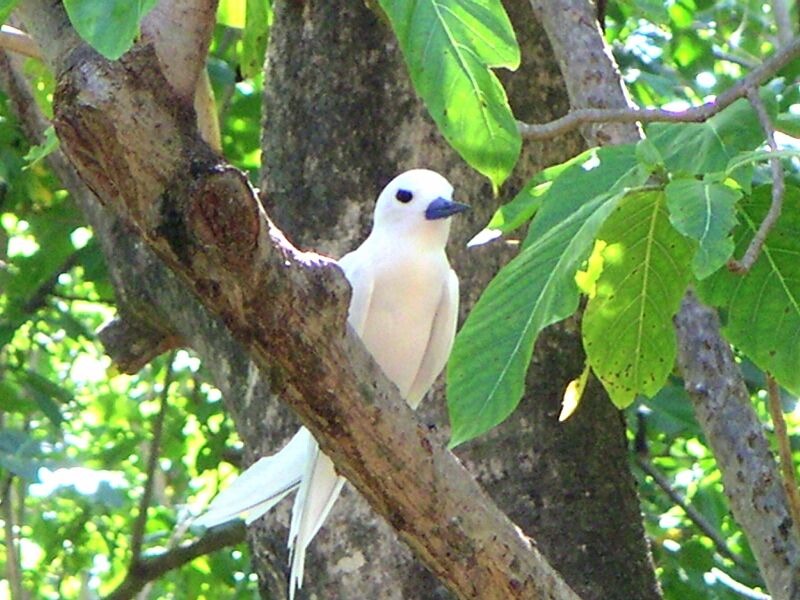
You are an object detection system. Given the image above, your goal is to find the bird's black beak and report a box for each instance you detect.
[425,197,470,220]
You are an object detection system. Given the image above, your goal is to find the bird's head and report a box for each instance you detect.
[372,169,469,247]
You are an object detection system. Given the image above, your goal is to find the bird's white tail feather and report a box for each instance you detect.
[288,440,346,600]
[195,428,312,529]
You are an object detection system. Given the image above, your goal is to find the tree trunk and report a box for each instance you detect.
[250,1,661,598]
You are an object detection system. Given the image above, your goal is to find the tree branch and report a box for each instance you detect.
[104,521,247,600]
[636,455,755,574]
[140,0,221,150]
[766,375,800,542]
[1,474,26,600]
[16,2,580,598]
[130,353,175,561]
[21,252,80,313]
[518,35,800,141]
[674,295,800,598]
[727,88,786,273]
[0,25,41,60]
[528,1,800,597]
[97,317,182,375]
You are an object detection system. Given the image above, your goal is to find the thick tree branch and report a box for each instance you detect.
[140,0,218,101]
[16,2,580,598]
[529,1,800,597]
[728,88,786,273]
[105,521,247,600]
[675,296,800,598]
[140,0,222,151]
[518,35,800,141]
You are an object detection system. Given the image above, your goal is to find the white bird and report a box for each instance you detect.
[195,169,468,598]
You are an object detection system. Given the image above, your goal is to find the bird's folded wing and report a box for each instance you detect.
[338,251,374,337]
[406,269,460,409]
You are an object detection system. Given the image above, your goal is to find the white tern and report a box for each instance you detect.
[195,169,468,598]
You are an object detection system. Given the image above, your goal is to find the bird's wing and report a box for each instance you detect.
[405,269,460,409]
[194,428,312,529]
[338,249,374,337]
[288,440,346,600]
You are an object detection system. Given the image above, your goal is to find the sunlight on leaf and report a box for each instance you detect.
[583,191,694,409]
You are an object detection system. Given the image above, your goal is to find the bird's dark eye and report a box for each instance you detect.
[395,189,413,203]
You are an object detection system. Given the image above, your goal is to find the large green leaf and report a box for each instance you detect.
[448,147,647,446]
[63,0,158,60]
[583,190,694,408]
[698,185,800,395]
[379,0,521,188]
[479,144,640,238]
[646,91,777,176]
[666,178,740,279]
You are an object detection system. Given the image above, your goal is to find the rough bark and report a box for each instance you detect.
[252,1,661,599]
[529,1,800,597]
[675,296,800,599]
[15,2,582,599]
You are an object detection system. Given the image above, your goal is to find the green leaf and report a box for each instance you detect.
[583,190,694,408]
[0,0,19,24]
[241,0,272,79]
[19,370,69,426]
[0,429,41,480]
[23,126,59,170]
[666,178,740,279]
[478,145,639,239]
[448,147,647,446]
[63,0,158,60]
[646,91,777,176]
[217,0,246,27]
[379,0,521,188]
[698,185,800,395]
[777,113,800,138]
[725,148,800,175]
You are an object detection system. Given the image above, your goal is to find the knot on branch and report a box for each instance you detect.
[188,166,260,272]
[98,315,183,374]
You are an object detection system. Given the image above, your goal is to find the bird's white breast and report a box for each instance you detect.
[349,241,450,401]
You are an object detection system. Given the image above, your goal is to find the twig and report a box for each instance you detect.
[21,252,80,313]
[765,375,800,539]
[104,521,247,600]
[711,568,771,600]
[519,35,800,140]
[129,353,176,562]
[727,88,785,273]
[1,474,26,600]
[772,0,795,48]
[636,455,756,574]
[0,25,41,60]
[711,47,758,70]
